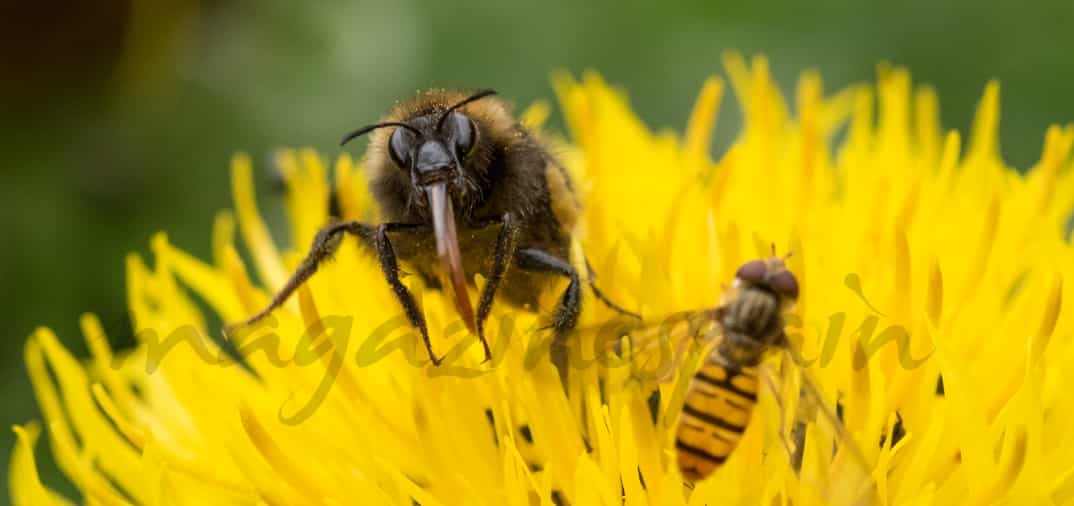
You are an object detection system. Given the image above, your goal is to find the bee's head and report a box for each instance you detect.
[339,89,500,334]
[341,89,496,209]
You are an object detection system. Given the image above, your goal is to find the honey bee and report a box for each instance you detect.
[227,89,637,367]
[596,254,870,485]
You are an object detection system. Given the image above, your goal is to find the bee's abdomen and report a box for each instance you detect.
[675,355,758,481]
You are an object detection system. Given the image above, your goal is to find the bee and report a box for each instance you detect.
[597,254,869,484]
[227,89,637,367]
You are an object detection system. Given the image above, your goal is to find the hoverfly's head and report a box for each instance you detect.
[733,255,800,302]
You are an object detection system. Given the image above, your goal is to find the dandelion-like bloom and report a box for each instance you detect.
[11,54,1074,505]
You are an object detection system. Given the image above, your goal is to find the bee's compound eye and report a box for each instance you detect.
[448,112,476,157]
[769,270,800,300]
[389,126,414,168]
[735,260,767,284]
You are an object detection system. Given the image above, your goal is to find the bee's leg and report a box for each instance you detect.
[473,213,519,362]
[225,221,443,365]
[583,257,641,320]
[366,223,444,365]
[225,220,366,334]
[515,248,582,385]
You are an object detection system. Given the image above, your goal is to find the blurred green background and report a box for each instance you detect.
[2,0,1072,500]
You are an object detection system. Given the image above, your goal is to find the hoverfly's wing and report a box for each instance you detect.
[579,308,721,387]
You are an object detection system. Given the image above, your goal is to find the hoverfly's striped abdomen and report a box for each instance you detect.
[675,353,759,481]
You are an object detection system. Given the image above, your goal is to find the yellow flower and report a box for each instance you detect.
[11,52,1074,505]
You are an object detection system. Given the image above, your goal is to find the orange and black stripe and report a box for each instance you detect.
[675,355,759,481]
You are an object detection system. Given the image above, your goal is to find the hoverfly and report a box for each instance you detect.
[583,254,874,498]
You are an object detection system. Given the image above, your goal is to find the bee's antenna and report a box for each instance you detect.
[436,89,498,131]
[340,122,422,146]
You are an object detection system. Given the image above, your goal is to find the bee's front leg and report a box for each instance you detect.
[225,220,445,365]
[365,223,444,365]
[472,212,519,362]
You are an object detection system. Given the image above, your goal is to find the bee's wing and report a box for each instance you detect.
[580,308,721,387]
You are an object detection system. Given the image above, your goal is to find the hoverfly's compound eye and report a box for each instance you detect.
[769,270,800,300]
[389,126,415,168]
[735,260,767,284]
[446,112,476,157]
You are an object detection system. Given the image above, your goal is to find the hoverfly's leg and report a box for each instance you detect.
[790,420,808,472]
[473,212,519,362]
[760,366,797,469]
[786,347,875,500]
[515,248,582,385]
[583,256,642,320]
[774,333,808,471]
